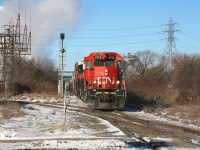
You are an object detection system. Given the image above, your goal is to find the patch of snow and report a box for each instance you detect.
[190,139,199,145]
[143,137,174,143]
[132,121,143,126]
[9,139,134,150]
[0,102,128,149]
[99,118,125,136]
[0,130,18,138]
[132,132,140,138]
[66,95,87,108]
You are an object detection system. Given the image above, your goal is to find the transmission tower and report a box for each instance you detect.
[0,13,31,84]
[163,17,179,70]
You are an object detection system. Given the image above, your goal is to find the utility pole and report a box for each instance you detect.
[163,17,179,71]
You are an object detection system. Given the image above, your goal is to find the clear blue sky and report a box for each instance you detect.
[1,0,200,71]
[63,0,200,70]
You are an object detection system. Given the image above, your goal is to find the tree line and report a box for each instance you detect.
[125,50,200,108]
[0,57,57,95]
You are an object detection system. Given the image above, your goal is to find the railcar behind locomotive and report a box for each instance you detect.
[73,52,126,109]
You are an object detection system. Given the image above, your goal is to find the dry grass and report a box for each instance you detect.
[12,93,63,103]
[0,91,16,99]
[1,102,25,119]
[144,102,200,126]
[186,105,200,125]
[46,124,80,132]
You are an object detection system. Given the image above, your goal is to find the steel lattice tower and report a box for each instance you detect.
[164,17,179,70]
[0,13,31,83]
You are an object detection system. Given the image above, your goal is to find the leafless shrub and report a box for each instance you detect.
[172,54,200,105]
[5,57,58,95]
[143,99,169,114]
[125,51,169,109]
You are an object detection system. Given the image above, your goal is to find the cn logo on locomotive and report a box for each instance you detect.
[97,76,115,85]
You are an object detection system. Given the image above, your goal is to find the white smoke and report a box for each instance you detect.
[0,0,82,60]
[0,6,3,11]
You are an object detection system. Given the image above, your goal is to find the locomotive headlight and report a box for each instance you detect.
[94,80,96,84]
[108,55,116,60]
[105,69,108,76]
[117,81,120,84]
[94,55,102,60]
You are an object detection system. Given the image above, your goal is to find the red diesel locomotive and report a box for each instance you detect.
[73,52,126,109]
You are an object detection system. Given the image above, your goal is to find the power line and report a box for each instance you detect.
[75,25,164,31]
[66,39,163,47]
[179,39,200,52]
[31,32,161,39]
[67,32,161,39]
[31,24,164,32]
[176,20,200,39]
[177,43,199,54]
[31,39,163,47]
[182,32,200,43]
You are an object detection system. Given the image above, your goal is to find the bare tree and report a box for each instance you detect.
[134,50,158,78]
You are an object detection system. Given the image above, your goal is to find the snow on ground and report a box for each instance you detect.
[0,95,200,149]
[123,109,200,131]
[1,139,136,150]
[0,96,135,149]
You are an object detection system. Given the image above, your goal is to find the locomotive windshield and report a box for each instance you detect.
[106,61,115,66]
[94,60,104,66]
[94,60,115,66]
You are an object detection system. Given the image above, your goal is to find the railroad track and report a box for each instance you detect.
[100,111,200,149]
[31,102,155,149]
[32,101,200,149]
[4,95,198,149]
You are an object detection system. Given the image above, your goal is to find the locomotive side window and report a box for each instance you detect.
[106,61,115,66]
[117,60,123,69]
[87,60,93,70]
[117,60,124,80]
[94,60,104,66]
